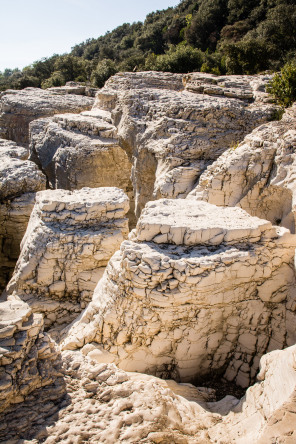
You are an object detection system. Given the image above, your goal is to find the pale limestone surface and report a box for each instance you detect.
[95,71,277,217]
[0,142,46,291]
[0,138,28,159]
[6,187,129,329]
[0,87,94,145]
[189,103,296,234]
[0,297,64,420]
[63,199,296,388]
[2,346,295,443]
[29,110,135,225]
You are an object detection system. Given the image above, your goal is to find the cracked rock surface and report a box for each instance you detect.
[0,86,94,145]
[189,103,296,234]
[0,139,46,291]
[5,187,130,330]
[63,199,296,388]
[2,345,295,443]
[95,71,277,217]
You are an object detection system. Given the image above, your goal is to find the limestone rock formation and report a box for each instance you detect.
[188,103,296,234]
[0,140,46,291]
[6,187,129,329]
[95,71,277,217]
[29,111,135,224]
[0,87,94,145]
[63,199,296,388]
[2,344,295,443]
[0,297,64,426]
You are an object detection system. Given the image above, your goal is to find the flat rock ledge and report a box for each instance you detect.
[63,199,296,389]
[0,86,94,145]
[6,187,130,330]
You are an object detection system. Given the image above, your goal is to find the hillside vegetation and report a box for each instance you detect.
[1,0,296,91]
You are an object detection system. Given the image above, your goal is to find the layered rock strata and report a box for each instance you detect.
[94,71,277,217]
[0,87,94,145]
[189,103,296,233]
[63,199,296,388]
[6,187,129,329]
[0,297,64,425]
[0,140,46,291]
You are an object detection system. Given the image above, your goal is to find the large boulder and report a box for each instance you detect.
[63,199,296,388]
[94,71,277,217]
[0,139,46,291]
[6,187,129,330]
[0,87,94,145]
[188,103,296,233]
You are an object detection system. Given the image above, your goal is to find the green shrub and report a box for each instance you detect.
[90,59,117,88]
[145,45,204,73]
[267,62,296,107]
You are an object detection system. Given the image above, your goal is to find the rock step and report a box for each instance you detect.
[135,199,277,245]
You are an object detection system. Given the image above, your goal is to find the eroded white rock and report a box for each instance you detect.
[63,200,296,388]
[6,187,129,329]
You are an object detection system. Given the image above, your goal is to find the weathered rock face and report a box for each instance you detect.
[189,103,296,234]
[3,344,295,443]
[0,297,65,422]
[63,199,296,388]
[0,140,46,291]
[0,87,94,145]
[29,110,135,224]
[6,187,129,330]
[94,71,277,217]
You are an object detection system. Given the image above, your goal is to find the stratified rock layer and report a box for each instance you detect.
[63,199,296,388]
[0,87,94,145]
[0,297,64,422]
[6,187,129,329]
[0,139,46,291]
[189,103,296,234]
[95,71,277,217]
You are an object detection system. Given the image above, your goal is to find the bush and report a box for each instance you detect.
[145,45,204,73]
[267,62,296,107]
[91,59,117,88]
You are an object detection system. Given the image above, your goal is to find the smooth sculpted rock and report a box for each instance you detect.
[6,187,129,330]
[63,199,296,388]
[189,104,296,233]
[3,344,295,442]
[0,87,94,145]
[0,140,46,291]
[0,297,64,422]
[94,71,277,217]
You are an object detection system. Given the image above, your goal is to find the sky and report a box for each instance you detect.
[0,0,179,72]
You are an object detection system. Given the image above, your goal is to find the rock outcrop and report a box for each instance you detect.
[2,343,295,443]
[0,297,65,430]
[95,71,277,217]
[0,139,46,291]
[6,187,129,330]
[29,110,135,223]
[63,199,296,388]
[189,103,296,234]
[0,87,94,145]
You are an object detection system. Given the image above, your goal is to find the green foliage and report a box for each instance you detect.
[267,62,296,107]
[145,45,204,73]
[91,59,117,88]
